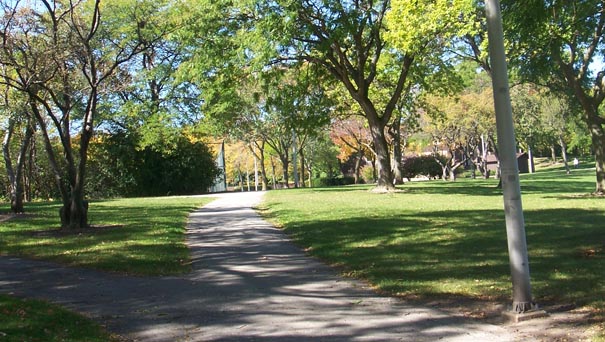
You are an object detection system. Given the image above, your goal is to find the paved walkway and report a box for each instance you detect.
[0,191,520,341]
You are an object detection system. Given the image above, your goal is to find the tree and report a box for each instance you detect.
[540,93,575,174]
[1,89,34,213]
[502,0,605,194]
[303,130,341,183]
[176,0,472,190]
[274,66,334,188]
[423,94,471,181]
[0,0,162,228]
[239,0,474,190]
[388,110,415,184]
[330,116,373,184]
[510,84,544,173]
[102,1,202,146]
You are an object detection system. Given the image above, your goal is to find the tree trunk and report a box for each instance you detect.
[590,120,605,195]
[247,166,251,191]
[280,154,290,189]
[550,145,557,164]
[253,154,259,191]
[354,150,363,184]
[2,119,33,213]
[29,101,71,227]
[299,149,306,188]
[435,157,448,181]
[249,141,269,191]
[14,125,34,212]
[25,133,35,202]
[270,156,277,189]
[370,156,377,181]
[481,135,490,179]
[67,91,97,230]
[554,51,605,194]
[369,122,395,190]
[560,137,570,175]
[258,147,268,191]
[390,116,404,185]
[527,146,535,173]
[308,163,313,188]
[487,134,502,180]
[450,160,466,182]
[2,119,18,213]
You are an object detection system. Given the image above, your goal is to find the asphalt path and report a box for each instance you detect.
[0,191,520,341]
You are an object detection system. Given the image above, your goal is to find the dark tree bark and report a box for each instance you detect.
[249,141,269,191]
[389,115,405,185]
[560,137,571,175]
[2,118,34,213]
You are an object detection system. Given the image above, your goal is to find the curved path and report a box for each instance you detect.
[0,191,519,341]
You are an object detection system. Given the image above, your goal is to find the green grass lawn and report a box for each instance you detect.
[0,196,213,275]
[0,294,119,342]
[261,164,604,334]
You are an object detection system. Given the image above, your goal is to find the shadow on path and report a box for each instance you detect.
[1,191,517,341]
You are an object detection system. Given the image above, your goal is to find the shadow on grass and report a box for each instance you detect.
[264,206,604,308]
[0,200,206,275]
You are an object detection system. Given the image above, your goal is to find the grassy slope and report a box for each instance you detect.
[261,166,604,328]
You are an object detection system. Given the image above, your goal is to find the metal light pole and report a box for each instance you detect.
[485,0,537,315]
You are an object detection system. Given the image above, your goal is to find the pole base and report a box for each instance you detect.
[502,308,548,323]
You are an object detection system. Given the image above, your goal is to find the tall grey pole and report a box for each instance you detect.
[485,0,534,313]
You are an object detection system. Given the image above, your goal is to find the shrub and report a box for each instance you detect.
[312,176,355,187]
[402,155,442,180]
[361,165,375,184]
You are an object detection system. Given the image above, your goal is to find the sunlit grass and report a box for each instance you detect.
[0,294,119,342]
[0,196,213,275]
[261,165,603,336]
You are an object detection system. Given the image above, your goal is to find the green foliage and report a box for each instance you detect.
[502,0,603,88]
[312,176,356,188]
[568,121,593,156]
[386,0,476,52]
[361,165,375,184]
[133,136,220,196]
[0,294,118,342]
[501,0,605,193]
[385,0,476,96]
[85,133,137,198]
[0,196,213,275]
[86,132,220,198]
[401,155,443,180]
[511,84,546,150]
[304,131,341,179]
